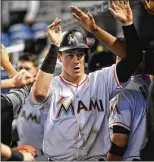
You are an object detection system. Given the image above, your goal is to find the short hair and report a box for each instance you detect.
[19,53,38,67]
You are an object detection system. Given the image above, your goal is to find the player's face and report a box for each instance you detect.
[58,48,86,79]
[18,61,38,77]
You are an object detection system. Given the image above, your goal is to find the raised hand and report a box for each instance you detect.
[46,18,62,47]
[109,0,133,24]
[71,5,97,33]
[11,69,35,88]
[143,0,154,15]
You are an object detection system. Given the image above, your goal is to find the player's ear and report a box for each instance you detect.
[57,52,62,63]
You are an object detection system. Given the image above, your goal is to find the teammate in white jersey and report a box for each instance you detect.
[109,88,148,161]
[30,1,143,160]
[108,58,149,161]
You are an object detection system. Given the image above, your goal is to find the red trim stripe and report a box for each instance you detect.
[114,66,121,88]
[59,75,88,87]
[109,122,130,129]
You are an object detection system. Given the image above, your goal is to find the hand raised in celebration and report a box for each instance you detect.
[143,0,154,15]
[46,18,62,47]
[109,0,133,24]
[71,5,97,33]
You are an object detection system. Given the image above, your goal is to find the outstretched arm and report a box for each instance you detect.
[31,18,62,102]
[109,0,142,82]
[71,6,126,58]
[1,44,18,76]
[1,69,35,89]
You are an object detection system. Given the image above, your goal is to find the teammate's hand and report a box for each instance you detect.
[11,69,35,88]
[109,0,133,24]
[142,0,154,15]
[71,6,98,33]
[46,18,62,47]
[22,152,35,161]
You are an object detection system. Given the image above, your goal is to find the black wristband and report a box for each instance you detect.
[109,141,128,156]
[8,149,24,161]
[40,44,59,74]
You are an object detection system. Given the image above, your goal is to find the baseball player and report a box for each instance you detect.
[15,94,48,160]
[29,2,143,161]
[72,3,150,160]
[109,88,148,161]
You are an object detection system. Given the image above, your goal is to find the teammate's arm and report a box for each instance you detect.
[107,127,129,161]
[1,69,35,89]
[1,44,18,77]
[1,143,34,161]
[109,0,142,82]
[108,91,131,160]
[71,6,126,58]
[31,18,62,102]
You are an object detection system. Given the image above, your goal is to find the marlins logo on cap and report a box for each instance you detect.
[68,34,79,45]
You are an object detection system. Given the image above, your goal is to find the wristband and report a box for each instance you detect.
[40,44,59,74]
[122,21,133,26]
[8,149,23,161]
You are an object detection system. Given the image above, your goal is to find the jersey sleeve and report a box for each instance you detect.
[109,90,133,131]
[100,64,123,98]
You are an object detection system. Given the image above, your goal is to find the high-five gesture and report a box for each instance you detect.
[143,0,154,15]
[46,18,62,47]
[109,0,133,24]
[71,5,97,33]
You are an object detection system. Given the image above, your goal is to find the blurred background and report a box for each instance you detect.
[1,0,154,93]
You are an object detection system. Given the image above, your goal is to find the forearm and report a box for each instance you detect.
[1,144,24,161]
[116,23,142,82]
[32,45,58,102]
[2,61,18,77]
[93,25,126,58]
[1,143,12,160]
[1,79,15,89]
[6,86,31,118]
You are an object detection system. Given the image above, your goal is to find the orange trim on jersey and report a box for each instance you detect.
[59,75,88,87]
[113,66,121,88]
[57,96,67,104]
[109,122,130,129]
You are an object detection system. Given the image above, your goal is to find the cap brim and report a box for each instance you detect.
[59,43,89,52]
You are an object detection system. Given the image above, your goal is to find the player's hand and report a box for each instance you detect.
[71,6,98,33]
[109,0,133,24]
[11,69,35,88]
[22,152,35,161]
[46,18,62,47]
[142,0,154,15]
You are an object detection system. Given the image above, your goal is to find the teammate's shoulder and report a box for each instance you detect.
[113,89,141,102]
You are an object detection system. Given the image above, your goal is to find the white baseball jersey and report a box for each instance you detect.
[16,97,47,150]
[109,75,150,160]
[30,64,123,160]
[111,75,149,99]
